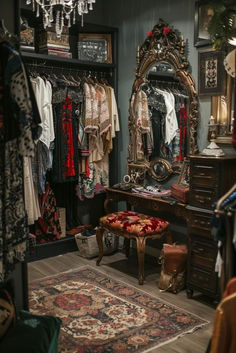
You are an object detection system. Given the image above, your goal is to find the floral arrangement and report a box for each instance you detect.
[147,26,171,38]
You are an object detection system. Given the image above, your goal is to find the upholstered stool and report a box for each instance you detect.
[96,210,172,285]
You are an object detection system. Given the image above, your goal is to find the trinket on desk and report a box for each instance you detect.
[201,115,225,156]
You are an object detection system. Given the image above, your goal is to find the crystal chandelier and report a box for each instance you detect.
[25,0,96,37]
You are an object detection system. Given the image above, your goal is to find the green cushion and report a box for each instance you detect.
[0,287,16,340]
[0,310,61,353]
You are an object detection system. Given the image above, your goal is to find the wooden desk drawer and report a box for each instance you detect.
[188,209,212,237]
[189,187,217,209]
[190,239,217,270]
[188,266,217,292]
[191,163,217,187]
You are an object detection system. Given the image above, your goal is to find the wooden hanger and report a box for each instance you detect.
[215,183,236,217]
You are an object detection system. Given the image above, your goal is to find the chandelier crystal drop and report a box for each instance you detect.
[25,0,96,37]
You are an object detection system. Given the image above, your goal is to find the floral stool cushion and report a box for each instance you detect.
[100,211,169,236]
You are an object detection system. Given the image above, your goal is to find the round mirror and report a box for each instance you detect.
[149,158,173,181]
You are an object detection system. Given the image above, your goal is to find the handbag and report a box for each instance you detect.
[158,243,188,294]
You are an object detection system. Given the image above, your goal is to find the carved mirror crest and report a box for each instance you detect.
[128,19,199,182]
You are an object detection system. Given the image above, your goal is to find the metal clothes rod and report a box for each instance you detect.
[25,62,113,78]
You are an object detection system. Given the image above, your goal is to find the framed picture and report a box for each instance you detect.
[198,50,226,96]
[178,159,190,186]
[194,1,214,47]
[78,33,112,63]
[126,164,146,186]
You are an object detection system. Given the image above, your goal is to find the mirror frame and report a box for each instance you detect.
[211,73,234,144]
[149,158,173,181]
[128,19,199,181]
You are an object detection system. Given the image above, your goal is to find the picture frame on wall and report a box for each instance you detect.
[78,33,112,63]
[198,50,226,96]
[194,1,214,47]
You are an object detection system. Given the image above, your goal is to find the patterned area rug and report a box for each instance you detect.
[29,266,208,353]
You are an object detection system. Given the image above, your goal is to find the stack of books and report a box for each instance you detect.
[38,27,72,58]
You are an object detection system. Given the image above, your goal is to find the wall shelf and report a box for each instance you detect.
[21,51,116,68]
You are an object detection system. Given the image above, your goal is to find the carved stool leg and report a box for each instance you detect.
[124,238,130,257]
[136,236,147,285]
[96,225,105,266]
[166,230,173,244]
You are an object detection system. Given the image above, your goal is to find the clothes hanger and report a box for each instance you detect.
[68,69,79,85]
[0,19,18,48]
[86,71,94,85]
[92,72,99,84]
[0,19,8,34]
[215,183,236,217]
[63,67,75,86]
[81,71,90,84]
[98,71,109,86]
[59,71,71,85]
[224,197,236,216]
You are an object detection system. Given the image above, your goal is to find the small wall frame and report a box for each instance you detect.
[194,1,213,48]
[198,50,226,96]
[78,33,112,63]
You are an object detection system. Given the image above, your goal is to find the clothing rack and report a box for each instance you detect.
[149,78,187,91]
[212,183,236,296]
[25,61,113,83]
[214,183,236,217]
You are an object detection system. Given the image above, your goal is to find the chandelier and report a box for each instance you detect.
[25,0,96,37]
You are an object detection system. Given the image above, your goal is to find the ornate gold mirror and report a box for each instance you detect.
[128,19,199,182]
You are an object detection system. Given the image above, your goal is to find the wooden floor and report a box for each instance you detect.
[28,250,215,353]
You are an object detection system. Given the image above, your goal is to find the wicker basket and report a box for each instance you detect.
[75,230,118,259]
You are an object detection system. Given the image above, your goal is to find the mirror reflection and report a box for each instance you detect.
[211,74,235,143]
[141,62,189,163]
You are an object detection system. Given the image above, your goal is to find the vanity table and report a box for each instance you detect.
[104,187,187,219]
[104,154,236,300]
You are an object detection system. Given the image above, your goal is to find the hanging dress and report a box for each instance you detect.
[0,42,41,280]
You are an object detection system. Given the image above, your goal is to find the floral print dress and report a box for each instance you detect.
[0,42,41,281]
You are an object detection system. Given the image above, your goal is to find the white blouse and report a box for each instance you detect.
[31,76,55,149]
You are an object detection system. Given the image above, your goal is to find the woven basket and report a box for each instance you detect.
[75,230,118,259]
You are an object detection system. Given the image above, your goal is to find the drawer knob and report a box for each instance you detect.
[197,248,204,252]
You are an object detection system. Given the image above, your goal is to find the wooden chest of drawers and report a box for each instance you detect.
[186,155,236,300]
[189,155,236,210]
[186,205,219,299]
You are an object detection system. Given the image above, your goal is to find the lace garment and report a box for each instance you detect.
[0,43,41,280]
